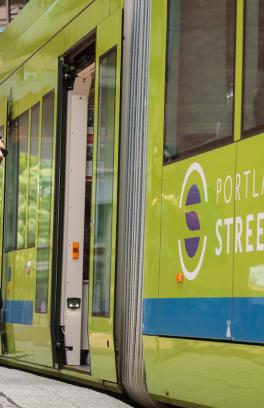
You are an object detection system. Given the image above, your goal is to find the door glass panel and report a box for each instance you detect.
[0,127,4,212]
[37,92,54,247]
[4,120,19,251]
[243,0,264,134]
[36,91,55,314]
[27,104,40,247]
[17,112,29,249]
[92,50,117,317]
[35,247,49,313]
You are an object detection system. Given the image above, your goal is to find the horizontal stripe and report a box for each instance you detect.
[143,297,264,344]
[233,298,264,343]
[3,300,33,325]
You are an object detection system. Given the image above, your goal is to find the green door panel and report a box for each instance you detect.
[88,9,122,382]
[2,249,52,366]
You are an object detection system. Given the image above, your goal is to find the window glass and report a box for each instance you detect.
[17,112,29,249]
[37,92,54,247]
[27,105,40,247]
[92,50,116,317]
[164,0,235,162]
[243,0,264,133]
[35,91,55,314]
[35,247,49,313]
[4,120,19,251]
[0,126,4,240]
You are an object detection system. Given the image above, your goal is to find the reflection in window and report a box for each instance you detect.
[0,126,4,244]
[35,91,54,314]
[35,247,49,313]
[243,0,264,133]
[164,0,235,162]
[37,92,54,247]
[4,119,19,251]
[27,105,40,247]
[92,50,116,317]
[17,112,29,249]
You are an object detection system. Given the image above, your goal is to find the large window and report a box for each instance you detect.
[35,91,55,314]
[4,107,39,251]
[164,0,236,163]
[17,112,29,249]
[27,104,40,247]
[92,50,116,317]
[3,92,54,314]
[243,0,264,134]
[4,117,20,251]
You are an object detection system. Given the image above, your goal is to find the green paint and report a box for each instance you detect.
[143,1,264,408]
[160,145,236,299]
[0,0,120,378]
[88,8,122,383]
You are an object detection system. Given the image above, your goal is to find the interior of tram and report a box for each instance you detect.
[60,39,96,372]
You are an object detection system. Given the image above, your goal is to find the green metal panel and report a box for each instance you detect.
[0,0,95,82]
[142,0,264,407]
[153,337,264,408]
[63,0,109,54]
[110,0,123,14]
[144,0,167,301]
[160,145,236,300]
[0,0,120,373]
[88,8,122,382]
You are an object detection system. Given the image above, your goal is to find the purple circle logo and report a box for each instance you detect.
[178,163,208,281]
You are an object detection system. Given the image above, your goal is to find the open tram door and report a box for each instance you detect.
[59,10,122,382]
[88,12,122,382]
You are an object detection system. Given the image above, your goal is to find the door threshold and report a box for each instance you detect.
[64,364,91,374]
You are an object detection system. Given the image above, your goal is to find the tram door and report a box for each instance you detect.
[61,10,122,381]
[88,12,122,382]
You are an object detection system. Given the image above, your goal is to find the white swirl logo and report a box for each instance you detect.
[178,163,208,281]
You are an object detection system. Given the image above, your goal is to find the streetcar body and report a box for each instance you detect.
[0,1,263,408]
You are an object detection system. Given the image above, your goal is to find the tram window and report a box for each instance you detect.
[164,0,236,163]
[0,126,4,221]
[27,104,40,247]
[243,0,264,134]
[35,91,54,314]
[4,122,19,251]
[37,92,54,248]
[17,112,29,249]
[35,247,49,313]
[92,50,116,317]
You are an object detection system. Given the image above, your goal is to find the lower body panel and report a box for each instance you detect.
[143,335,264,408]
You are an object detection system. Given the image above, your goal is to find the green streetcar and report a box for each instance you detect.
[0,1,263,407]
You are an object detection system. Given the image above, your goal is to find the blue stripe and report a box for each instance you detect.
[233,298,264,343]
[3,300,33,325]
[143,297,264,343]
[143,298,232,340]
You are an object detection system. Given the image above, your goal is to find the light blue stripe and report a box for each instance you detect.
[233,298,264,343]
[143,297,264,343]
[3,300,33,325]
